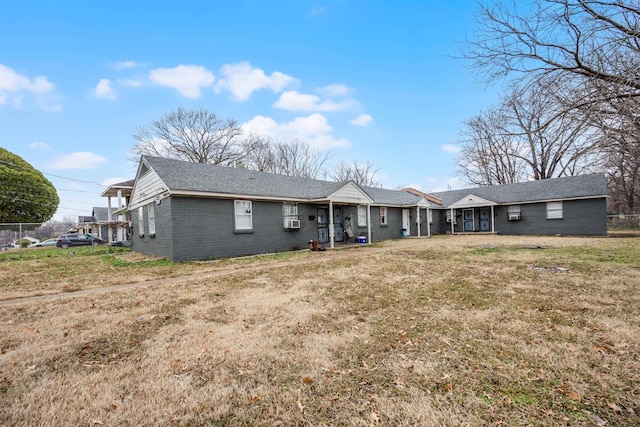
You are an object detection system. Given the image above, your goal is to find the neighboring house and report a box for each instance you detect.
[77,202,132,243]
[124,156,607,262]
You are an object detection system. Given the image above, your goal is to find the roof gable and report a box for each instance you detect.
[449,194,497,209]
[326,182,374,204]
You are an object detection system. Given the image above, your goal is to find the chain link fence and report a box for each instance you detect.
[0,222,44,258]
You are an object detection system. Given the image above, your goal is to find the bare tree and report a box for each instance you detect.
[457,108,528,185]
[132,108,249,165]
[595,96,640,213]
[458,80,603,185]
[331,160,381,187]
[466,0,640,98]
[243,137,330,179]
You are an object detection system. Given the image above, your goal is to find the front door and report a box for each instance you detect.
[402,209,410,236]
[463,209,474,232]
[317,208,329,243]
[479,208,491,231]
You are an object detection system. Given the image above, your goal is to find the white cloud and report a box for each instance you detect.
[117,78,142,87]
[48,152,107,170]
[319,84,352,97]
[0,64,60,110]
[350,113,373,126]
[442,143,461,154]
[274,90,358,112]
[216,62,297,101]
[242,113,350,150]
[29,141,51,150]
[149,64,215,98]
[93,79,116,100]
[112,61,142,70]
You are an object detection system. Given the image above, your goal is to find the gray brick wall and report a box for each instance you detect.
[166,198,319,261]
[494,198,607,235]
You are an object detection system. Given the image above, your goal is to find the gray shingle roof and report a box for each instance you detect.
[362,186,422,206]
[143,156,423,205]
[142,156,606,208]
[144,156,342,199]
[430,174,607,207]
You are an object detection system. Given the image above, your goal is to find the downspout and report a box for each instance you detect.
[329,200,334,249]
[367,204,371,244]
[416,206,421,237]
[427,207,431,237]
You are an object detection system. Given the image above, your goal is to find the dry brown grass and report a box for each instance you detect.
[1,235,638,426]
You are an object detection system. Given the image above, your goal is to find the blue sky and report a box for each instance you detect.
[0,0,498,221]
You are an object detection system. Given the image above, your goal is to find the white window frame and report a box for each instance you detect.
[380,207,388,226]
[547,201,563,220]
[234,200,253,230]
[446,209,457,224]
[282,202,299,228]
[138,206,144,237]
[508,205,521,221]
[427,209,433,224]
[147,203,156,236]
[357,205,367,227]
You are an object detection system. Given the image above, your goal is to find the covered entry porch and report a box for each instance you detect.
[447,194,497,234]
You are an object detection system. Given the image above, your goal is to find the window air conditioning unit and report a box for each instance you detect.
[287,219,301,229]
[509,213,521,221]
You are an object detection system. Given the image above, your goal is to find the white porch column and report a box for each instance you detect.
[366,204,371,244]
[451,208,455,234]
[491,205,495,233]
[416,207,421,237]
[107,197,113,243]
[427,207,431,237]
[329,200,334,249]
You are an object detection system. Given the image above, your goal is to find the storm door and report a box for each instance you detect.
[479,208,491,231]
[463,209,475,232]
[317,208,329,244]
[333,207,344,242]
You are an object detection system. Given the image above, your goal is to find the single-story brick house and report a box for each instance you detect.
[126,156,607,261]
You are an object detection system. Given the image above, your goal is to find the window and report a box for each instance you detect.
[357,205,367,227]
[283,202,299,228]
[138,206,144,237]
[235,200,253,230]
[446,210,457,224]
[547,201,563,219]
[147,203,156,236]
[379,207,387,225]
[508,205,521,221]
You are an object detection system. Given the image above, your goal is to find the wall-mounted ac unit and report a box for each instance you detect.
[509,214,521,221]
[287,218,301,229]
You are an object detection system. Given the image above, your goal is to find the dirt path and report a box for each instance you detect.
[0,239,432,307]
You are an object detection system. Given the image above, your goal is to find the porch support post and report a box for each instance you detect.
[366,204,371,244]
[416,207,421,237]
[107,197,113,243]
[329,200,334,249]
[451,208,455,234]
[427,207,431,237]
[491,205,495,233]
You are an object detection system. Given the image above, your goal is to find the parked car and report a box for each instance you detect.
[56,233,104,249]
[0,243,13,251]
[34,238,58,247]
